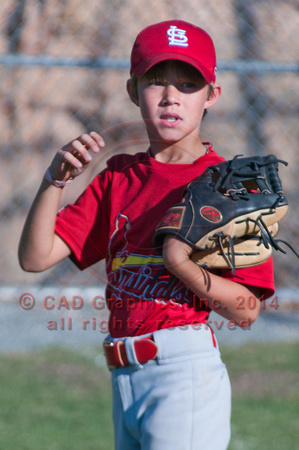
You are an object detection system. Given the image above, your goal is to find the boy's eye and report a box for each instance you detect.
[148,79,164,86]
[146,79,200,90]
[181,81,196,89]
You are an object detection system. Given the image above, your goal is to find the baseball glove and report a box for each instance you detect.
[153,154,298,274]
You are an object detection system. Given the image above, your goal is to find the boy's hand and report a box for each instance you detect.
[48,131,105,182]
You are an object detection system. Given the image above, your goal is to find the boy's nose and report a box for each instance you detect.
[161,84,180,105]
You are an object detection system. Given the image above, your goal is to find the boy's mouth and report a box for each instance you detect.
[160,113,182,126]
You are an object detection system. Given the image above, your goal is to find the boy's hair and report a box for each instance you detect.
[130,60,215,119]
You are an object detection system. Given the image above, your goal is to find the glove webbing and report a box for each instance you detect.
[212,155,288,200]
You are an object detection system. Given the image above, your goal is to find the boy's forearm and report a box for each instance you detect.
[162,237,261,327]
[18,177,69,272]
[170,259,260,326]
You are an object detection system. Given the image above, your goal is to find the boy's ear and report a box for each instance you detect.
[204,83,221,110]
[126,79,139,107]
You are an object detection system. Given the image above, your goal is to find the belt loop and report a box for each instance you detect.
[124,337,144,370]
[209,326,218,349]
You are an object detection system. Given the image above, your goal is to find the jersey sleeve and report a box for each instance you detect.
[55,170,111,270]
[217,257,275,300]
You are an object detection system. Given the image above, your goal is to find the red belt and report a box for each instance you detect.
[103,337,158,369]
[103,328,216,369]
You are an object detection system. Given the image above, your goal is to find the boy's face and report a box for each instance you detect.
[129,61,219,147]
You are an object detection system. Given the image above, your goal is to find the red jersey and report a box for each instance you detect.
[55,147,275,337]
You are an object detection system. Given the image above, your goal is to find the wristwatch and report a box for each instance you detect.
[44,168,74,188]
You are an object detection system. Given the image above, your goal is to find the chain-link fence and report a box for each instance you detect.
[1,0,298,292]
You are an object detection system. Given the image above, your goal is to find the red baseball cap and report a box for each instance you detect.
[130,20,217,83]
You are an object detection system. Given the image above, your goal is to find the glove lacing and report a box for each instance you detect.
[208,215,299,276]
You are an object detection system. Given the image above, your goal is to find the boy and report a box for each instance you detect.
[19,20,275,449]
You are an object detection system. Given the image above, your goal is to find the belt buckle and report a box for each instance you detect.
[103,340,127,369]
[103,340,117,369]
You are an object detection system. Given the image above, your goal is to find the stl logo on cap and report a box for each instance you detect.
[167,26,188,47]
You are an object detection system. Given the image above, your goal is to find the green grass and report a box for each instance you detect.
[0,343,298,449]
[223,343,299,450]
[0,348,113,449]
